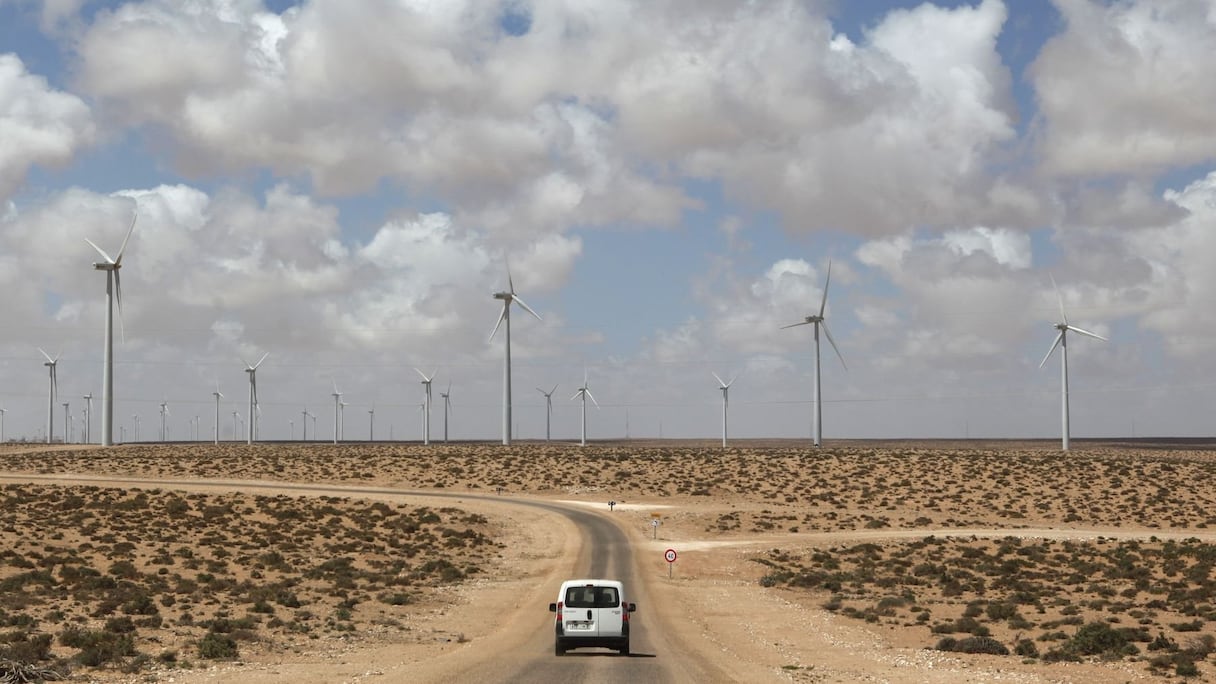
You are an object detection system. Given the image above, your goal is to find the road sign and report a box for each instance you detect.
[664,548,677,563]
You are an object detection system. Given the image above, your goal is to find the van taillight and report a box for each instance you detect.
[622,602,629,622]
[556,601,563,621]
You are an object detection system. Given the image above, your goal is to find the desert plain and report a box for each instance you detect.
[2,439,1216,682]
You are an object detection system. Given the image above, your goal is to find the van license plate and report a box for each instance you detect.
[566,621,592,630]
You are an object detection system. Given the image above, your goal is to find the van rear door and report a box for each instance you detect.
[563,584,601,637]
[593,585,624,637]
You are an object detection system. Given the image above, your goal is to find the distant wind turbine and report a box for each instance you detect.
[1040,277,1108,451]
[38,348,59,444]
[86,206,137,447]
[781,260,847,447]
[490,264,542,445]
[62,402,70,443]
[0,408,6,443]
[537,385,558,442]
[571,371,599,447]
[212,382,224,444]
[331,380,343,444]
[440,382,452,443]
[82,393,93,444]
[243,353,268,445]
[132,413,139,442]
[415,368,436,445]
[712,372,737,448]
[159,400,169,441]
[301,407,312,441]
[368,404,375,441]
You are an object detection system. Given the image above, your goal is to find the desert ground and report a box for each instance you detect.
[3,438,1216,682]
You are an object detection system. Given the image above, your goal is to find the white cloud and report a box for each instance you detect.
[0,53,94,202]
[1033,0,1216,176]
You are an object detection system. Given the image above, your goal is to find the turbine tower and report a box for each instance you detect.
[212,382,224,444]
[331,380,343,444]
[368,404,375,441]
[490,265,542,445]
[0,408,6,443]
[243,353,268,445]
[440,382,452,443]
[1040,277,1108,451]
[415,369,435,445]
[62,402,70,443]
[302,408,311,441]
[712,372,737,448]
[537,385,557,441]
[781,260,847,447]
[38,349,60,444]
[82,393,93,444]
[571,372,599,447]
[86,207,138,447]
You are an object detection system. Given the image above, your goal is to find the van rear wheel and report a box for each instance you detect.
[554,642,565,656]
[619,639,630,656]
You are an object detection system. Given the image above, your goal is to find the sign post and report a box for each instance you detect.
[650,513,661,539]
[664,548,677,579]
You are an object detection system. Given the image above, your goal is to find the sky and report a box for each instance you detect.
[2,0,1215,444]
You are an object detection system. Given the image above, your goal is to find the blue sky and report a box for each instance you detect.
[2,0,1216,444]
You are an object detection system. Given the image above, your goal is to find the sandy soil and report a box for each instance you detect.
[3,439,1215,682]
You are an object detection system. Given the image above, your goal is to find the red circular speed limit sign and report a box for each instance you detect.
[664,548,677,563]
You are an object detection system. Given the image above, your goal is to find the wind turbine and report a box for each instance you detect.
[536,385,557,441]
[86,206,138,447]
[212,382,224,444]
[712,372,737,448]
[490,265,542,445]
[38,349,59,444]
[368,404,375,441]
[0,408,6,443]
[415,368,435,445]
[159,400,169,441]
[1040,277,1108,451]
[62,402,70,443]
[781,260,847,447]
[301,408,311,441]
[132,413,139,442]
[231,411,241,441]
[331,380,343,444]
[243,353,268,445]
[82,393,93,444]
[440,382,452,443]
[338,401,346,441]
[571,371,599,447]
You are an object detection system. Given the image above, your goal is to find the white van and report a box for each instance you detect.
[548,578,637,655]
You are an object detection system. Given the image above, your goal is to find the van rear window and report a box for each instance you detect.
[564,585,619,608]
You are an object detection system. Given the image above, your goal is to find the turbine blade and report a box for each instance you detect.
[38,347,54,363]
[819,259,833,318]
[712,372,726,387]
[727,373,738,387]
[570,390,582,401]
[780,320,811,329]
[550,384,558,396]
[506,259,515,294]
[114,208,138,265]
[821,321,848,371]
[512,294,542,321]
[536,387,546,395]
[488,305,507,341]
[1067,325,1108,342]
[114,269,125,344]
[84,238,115,264]
[1051,275,1067,326]
[252,352,269,370]
[586,389,599,408]
[1039,331,1064,369]
[414,367,429,382]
